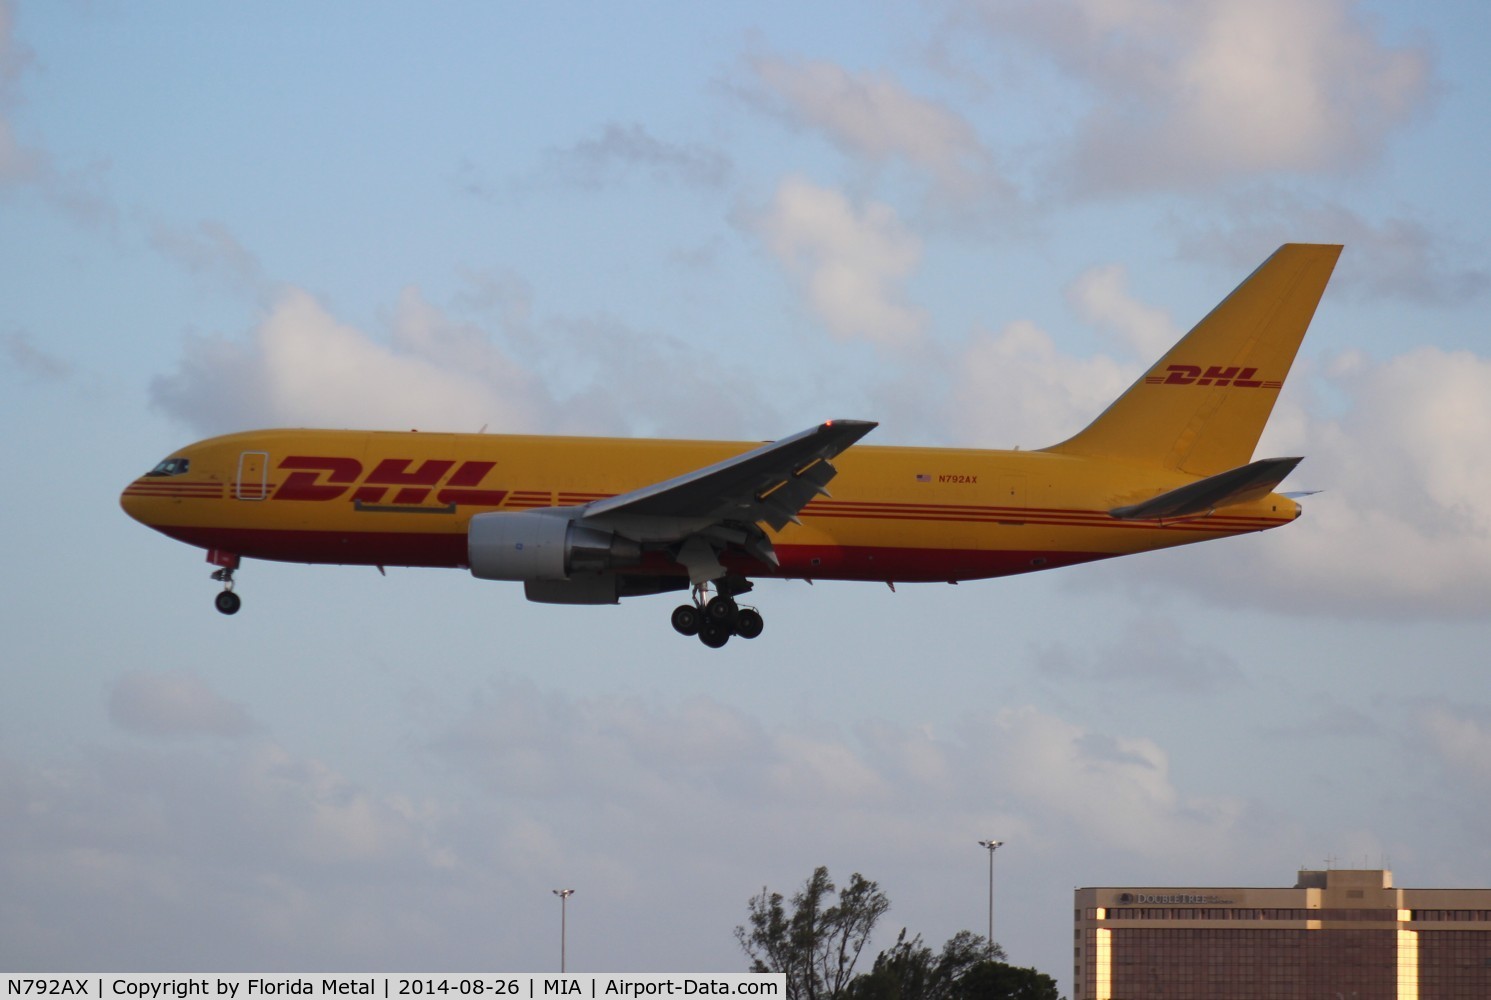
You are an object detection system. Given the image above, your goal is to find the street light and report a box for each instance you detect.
[552,889,575,972]
[976,839,1003,954]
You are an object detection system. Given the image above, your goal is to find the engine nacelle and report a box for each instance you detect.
[468,510,641,582]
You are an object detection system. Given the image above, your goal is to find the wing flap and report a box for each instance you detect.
[586,419,876,524]
[1108,456,1303,521]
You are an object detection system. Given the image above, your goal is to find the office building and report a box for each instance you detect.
[1074,868,1491,999]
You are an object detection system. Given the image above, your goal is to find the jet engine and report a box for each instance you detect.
[468,510,641,583]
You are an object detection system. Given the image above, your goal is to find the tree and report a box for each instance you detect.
[949,961,1060,1000]
[736,866,891,1000]
[739,866,1065,1000]
[849,929,1035,1000]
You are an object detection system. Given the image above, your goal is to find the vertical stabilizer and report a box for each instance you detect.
[1042,243,1341,475]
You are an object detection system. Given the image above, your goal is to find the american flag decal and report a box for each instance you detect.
[915,473,931,483]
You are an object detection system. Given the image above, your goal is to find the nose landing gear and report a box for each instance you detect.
[670,581,763,648]
[213,584,241,615]
[209,551,242,615]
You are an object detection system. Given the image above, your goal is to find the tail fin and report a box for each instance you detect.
[1042,243,1342,475]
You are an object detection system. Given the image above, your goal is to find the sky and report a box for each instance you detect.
[3,0,1490,989]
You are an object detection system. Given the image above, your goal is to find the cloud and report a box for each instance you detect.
[956,706,1254,862]
[930,256,1491,618]
[544,123,731,190]
[108,671,258,739]
[1066,263,1181,358]
[151,286,552,436]
[3,331,74,381]
[0,115,40,185]
[1103,345,1491,618]
[1177,195,1491,306]
[971,0,1432,191]
[1278,347,1491,611]
[1034,615,1246,695]
[2,674,1335,971]
[0,741,464,969]
[948,318,1136,448]
[0,1,113,223]
[433,680,1257,868]
[755,176,927,350]
[750,57,1005,203]
[1418,706,1491,784]
[0,1,43,188]
[149,270,786,442]
[149,220,269,298]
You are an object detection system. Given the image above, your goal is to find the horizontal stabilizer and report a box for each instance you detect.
[1109,456,1303,521]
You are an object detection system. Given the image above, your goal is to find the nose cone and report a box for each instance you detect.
[120,478,155,526]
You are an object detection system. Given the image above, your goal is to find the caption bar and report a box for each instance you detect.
[6,978,783,1000]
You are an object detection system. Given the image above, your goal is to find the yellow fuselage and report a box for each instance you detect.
[120,428,1299,583]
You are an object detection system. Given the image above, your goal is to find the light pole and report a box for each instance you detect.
[552,889,575,972]
[977,839,1003,954]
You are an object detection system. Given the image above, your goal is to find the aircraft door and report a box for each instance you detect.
[236,451,269,500]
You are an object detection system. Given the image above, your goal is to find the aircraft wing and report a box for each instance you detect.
[585,419,877,531]
[1109,456,1303,520]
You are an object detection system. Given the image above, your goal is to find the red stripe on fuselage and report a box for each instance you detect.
[148,523,1114,582]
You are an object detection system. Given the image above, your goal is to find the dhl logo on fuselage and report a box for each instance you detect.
[274,456,506,507]
[1144,364,1282,388]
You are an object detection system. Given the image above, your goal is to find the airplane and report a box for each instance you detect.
[121,243,1341,648]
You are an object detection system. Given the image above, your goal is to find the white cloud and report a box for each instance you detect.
[434,681,1257,869]
[948,318,1136,448]
[3,331,74,381]
[0,1,43,187]
[0,116,40,185]
[544,123,731,190]
[974,0,1431,190]
[751,57,1003,202]
[0,741,465,969]
[0,1,112,223]
[1178,197,1491,306]
[108,671,258,739]
[756,176,927,350]
[1419,707,1491,784]
[1274,347,1491,608]
[931,258,1491,617]
[970,706,1246,859]
[1066,263,1180,357]
[1035,615,1246,695]
[149,220,268,297]
[1109,345,1491,617]
[150,271,785,441]
[151,286,551,435]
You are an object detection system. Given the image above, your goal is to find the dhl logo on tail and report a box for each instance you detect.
[1145,365,1283,388]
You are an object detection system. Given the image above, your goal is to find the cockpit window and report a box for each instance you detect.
[147,458,191,477]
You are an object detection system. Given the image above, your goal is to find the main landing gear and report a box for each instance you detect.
[670,582,764,648]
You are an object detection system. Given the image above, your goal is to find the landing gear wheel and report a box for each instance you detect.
[671,604,701,636]
[698,621,731,648]
[214,590,242,616]
[705,595,738,625]
[734,607,764,639]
